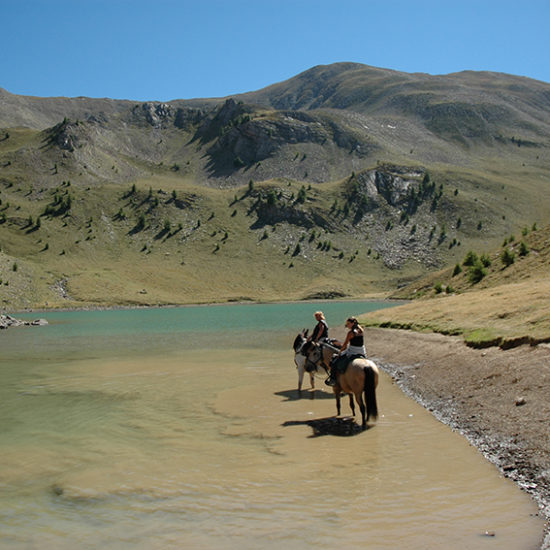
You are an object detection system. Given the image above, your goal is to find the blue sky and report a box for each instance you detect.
[3,0,549,101]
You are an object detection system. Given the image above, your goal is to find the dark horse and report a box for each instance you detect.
[292,330,319,392]
[302,340,379,429]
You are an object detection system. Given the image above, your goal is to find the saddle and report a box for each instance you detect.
[330,354,365,374]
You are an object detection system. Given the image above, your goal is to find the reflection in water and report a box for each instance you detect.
[0,304,545,549]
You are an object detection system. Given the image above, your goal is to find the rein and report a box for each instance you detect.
[306,341,336,373]
[320,342,340,353]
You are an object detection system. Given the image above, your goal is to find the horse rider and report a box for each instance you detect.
[325,316,366,386]
[308,311,329,344]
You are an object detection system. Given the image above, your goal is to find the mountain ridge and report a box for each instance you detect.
[0,62,549,309]
[3,62,550,127]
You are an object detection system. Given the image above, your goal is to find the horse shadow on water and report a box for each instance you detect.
[282,416,370,438]
[275,389,373,438]
[274,389,334,402]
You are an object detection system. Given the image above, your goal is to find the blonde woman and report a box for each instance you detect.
[309,311,329,343]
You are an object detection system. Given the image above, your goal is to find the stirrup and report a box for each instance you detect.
[325,376,336,387]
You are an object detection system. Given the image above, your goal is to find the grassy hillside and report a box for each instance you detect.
[1,62,549,310]
[0,173,390,309]
[0,164,459,309]
[359,223,550,347]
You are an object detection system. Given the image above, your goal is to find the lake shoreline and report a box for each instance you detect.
[363,327,550,550]
[5,296,405,316]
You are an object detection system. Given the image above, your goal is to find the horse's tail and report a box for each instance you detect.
[364,365,378,421]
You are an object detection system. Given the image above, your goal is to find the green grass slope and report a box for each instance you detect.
[360,223,550,347]
[2,154,526,310]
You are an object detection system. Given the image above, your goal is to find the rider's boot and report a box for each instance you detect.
[325,367,337,386]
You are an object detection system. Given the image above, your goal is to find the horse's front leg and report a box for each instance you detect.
[297,365,305,393]
[295,355,306,394]
[309,372,315,390]
[348,393,355,417]
[334,390,342,416]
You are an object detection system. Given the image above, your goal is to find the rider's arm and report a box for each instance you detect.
[312,322,321,342]
[339,330,352,354]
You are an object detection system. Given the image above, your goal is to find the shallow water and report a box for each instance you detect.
[0,303,544,549]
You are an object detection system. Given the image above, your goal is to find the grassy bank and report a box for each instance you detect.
[360,276,550,348]
[359,223,550,348]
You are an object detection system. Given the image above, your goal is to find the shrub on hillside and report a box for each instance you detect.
[480,254,492,267]
[463,250,478,266]
[519,241,529,257]
[501,247,515,267]
[468,260,487,283]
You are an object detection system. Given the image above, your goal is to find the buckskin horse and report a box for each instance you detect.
[292,331,356,414]
[302,339,379,429]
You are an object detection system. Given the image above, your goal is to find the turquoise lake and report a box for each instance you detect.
[0,301,543,549]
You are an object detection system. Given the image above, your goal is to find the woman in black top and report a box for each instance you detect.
[340,317,366,357]
[325,316,365,386]
[310,311,329,343]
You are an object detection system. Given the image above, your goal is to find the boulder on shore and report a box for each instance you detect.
[0,314,48,329]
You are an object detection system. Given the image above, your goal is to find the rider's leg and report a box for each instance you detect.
[325,354,340,386]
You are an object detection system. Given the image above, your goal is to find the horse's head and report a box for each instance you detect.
[292,329,308,354]
[302,340,323,369]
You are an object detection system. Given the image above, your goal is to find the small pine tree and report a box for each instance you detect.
[266,190,277,206]
[463,251,479,266]
[501,247,515,267]
[468,261,487,284]
[519,241,529,257]
[480,254,492,268]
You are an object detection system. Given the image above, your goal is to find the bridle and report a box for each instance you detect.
[304,340,339,374]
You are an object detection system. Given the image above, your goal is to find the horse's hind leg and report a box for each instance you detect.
[310,372,315,390]
[356,392,366,429]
